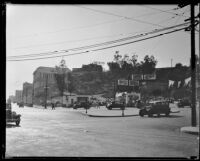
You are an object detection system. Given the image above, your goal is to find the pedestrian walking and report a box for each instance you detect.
[51,102,55,110]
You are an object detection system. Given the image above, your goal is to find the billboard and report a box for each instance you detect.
[129,80,139,86]
[143,73,156,80]
[118,79,128,86]
[132,74,143,80]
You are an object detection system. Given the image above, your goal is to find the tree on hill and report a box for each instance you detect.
[54,59,69,106]
[139,55,157,77]
[168,63,189,85]
[67,72,75,95]
[82,63,103,72]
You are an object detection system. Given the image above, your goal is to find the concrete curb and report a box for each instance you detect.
[180,126,199,135]
[87,114,139,117]
[78,110,180,117]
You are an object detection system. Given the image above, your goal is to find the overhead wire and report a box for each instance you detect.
[14,6,181,40]
[7,24,192,62]
[7,21,191,60]
[15,18,126,40]
[139,5,188,18]
[12,6,190,50]
[149,6,189,53]
[76,6,165,28]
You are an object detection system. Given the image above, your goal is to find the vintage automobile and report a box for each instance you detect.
[139,100,170,117]
[6,103,21,126]
[106,101,125,110]
[73,102,91,109]
[177,99,191,108]
[17,102,24,108]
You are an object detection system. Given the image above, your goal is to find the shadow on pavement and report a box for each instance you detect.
[6,123,21,128]
[141,115,184,118]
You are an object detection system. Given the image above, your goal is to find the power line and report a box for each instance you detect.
[7,26,189,62]
[14,6,181,40]
[148,9,187,53]
[15,18,125,40]
[76,6,166,28]
[140,5,188,18]
[7,51,90,61]
[91,27,188,52]
[13,9,190,50]
[13,32,127,50]
[8,21,191,60]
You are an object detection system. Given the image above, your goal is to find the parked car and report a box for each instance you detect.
[6,103,21,126]
[18,102,24,108]
[139,100,170,117]
[73,102,91,109]
[106,101,125,110]
[178,99,191,108]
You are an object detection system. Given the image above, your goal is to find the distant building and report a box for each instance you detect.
[8,95,16,103]
[33,66,71,105]
[22,82,33,105]
[15,90,23,103]
[197,63,200,103]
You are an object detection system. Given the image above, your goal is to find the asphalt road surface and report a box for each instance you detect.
[6,104,199,158]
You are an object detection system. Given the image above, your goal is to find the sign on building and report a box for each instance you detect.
[118,79,128,86]
[129,80,139,86]
[143,73,156,80]
[132,74,143,80]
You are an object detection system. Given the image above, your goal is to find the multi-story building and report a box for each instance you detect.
[15,90,23,104]
[33,66,71,105]
[22,82,33,105]
[196,63,200,106]
[8,95,16,103]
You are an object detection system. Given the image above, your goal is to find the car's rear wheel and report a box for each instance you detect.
[139,111,144,117]
[165,111,170,116]
[148,112,153,117]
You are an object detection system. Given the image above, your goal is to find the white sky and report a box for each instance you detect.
[6,4,200,99]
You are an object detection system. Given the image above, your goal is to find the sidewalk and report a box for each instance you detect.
[180,126,199,135]
[76,106,180,117]
[180,103,199,135]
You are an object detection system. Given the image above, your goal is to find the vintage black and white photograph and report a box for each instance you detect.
[5,3,199,158]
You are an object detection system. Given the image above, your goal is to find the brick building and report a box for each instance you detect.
[33,66,71,105]
[15,90,23,104]
[22,82,33,105]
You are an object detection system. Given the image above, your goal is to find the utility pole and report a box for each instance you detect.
[190,3,197,126]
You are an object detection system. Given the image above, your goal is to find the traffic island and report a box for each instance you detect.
[76,107,180,117]
[76,107,140,117]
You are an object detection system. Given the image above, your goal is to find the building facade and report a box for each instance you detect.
[33,66,71,105]
[197,63,200,104]
[22,82,33,105]
[8,95,16,103]
[15,90,23,104]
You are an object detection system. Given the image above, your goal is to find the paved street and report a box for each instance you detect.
[6,104,199,157]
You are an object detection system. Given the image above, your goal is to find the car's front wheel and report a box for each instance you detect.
[165,111,170,116]
[16,120,20,126]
